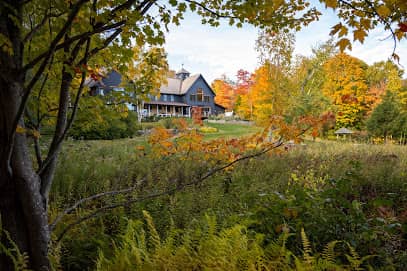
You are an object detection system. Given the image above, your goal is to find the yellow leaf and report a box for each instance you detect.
[395,30,405,41]
[376,5,391,18]
[336,38,352,51]
[324,0,338,9]
[353,29,367,43]
[338,26,348,37]
[16,125,26,134]
[330,23,342,36]
[360,18,371,29]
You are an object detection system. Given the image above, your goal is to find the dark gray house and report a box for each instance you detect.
[87,70,123,96]
[142,68,224,118]
[87,68,225,118]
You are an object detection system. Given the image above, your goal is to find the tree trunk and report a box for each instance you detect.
[0,1,52,269]
[0,79,51,271]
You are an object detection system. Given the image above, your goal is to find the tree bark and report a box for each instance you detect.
[0,81,51,271]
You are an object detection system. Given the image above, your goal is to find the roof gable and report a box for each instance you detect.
[180,74,215,96]
[159,73,216,96]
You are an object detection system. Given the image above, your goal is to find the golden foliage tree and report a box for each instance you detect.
[212,77,234,110]
[322,53,369,128]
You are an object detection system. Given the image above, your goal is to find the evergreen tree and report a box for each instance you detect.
[366,91,401,138]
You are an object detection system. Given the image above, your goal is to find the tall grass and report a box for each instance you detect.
[50,138,407,270]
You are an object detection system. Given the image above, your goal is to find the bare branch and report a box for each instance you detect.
[49,182,144,231]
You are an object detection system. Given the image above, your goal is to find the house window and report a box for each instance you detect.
[162,94,168,101]
[204,96,210,103]
[170,95,175,102]
[203,107,211,116]
[197,88,204,102]
[190,94,196,102]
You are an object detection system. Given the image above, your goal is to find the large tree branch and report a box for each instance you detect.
[37,29,122,177]
[38,38,91,199]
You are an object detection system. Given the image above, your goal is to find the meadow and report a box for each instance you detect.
[50,123,407,270]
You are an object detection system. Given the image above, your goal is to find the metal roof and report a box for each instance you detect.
[144,101,190,107]
[159,74,201,95]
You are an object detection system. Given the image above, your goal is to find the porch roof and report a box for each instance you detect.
[144,101,190,107]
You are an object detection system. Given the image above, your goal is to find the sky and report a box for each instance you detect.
[164,5,407,84]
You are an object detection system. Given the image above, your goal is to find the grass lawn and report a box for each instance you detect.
[202,121,261,140]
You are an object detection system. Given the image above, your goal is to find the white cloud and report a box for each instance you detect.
[165,14,258,82]
[164,10,407,83]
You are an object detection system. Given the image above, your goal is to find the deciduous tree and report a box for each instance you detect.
[212,76,234,110]
[322,53,369,128]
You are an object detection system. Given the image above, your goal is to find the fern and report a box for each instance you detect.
[95,214,373,271]
[321,240,340,264]
[142,210,161,251]
[0,218,30,271]
[301,228,314,267]
[344,242,375,271]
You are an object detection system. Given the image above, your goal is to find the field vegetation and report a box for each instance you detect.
[47,125,407,270]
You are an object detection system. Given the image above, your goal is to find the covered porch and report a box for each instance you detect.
[143,101,191,118]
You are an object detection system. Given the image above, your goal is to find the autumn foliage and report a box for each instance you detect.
[225,49,404,136]
[212,78,234,110]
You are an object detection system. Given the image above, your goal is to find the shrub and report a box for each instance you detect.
[69,107,140,140]
[199,126,218,133]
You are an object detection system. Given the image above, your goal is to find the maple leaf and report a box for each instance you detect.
[336,38,352,51]
[330,23,342,36]
[376,5,391,18]
[353,29,367,43]
[399,22,407,32]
